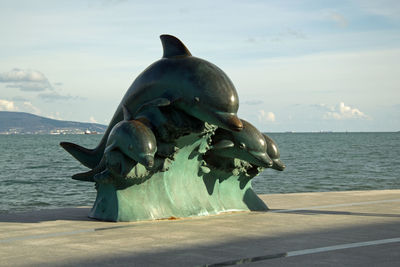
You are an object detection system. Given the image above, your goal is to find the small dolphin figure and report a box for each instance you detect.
[60,34,243,169]
[262,134,285,171]
[205,119,273,169]
[72,107,157,183]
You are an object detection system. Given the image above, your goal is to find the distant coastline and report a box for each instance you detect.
[0,111,398,135]
[0,111,107,135]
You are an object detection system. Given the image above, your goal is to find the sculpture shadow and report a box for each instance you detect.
[36,219,400,266]
[201,171,231,195]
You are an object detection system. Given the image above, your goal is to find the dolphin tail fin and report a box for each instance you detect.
[71,157,106,182]
[72,171,95,182]
[60,142,103,169]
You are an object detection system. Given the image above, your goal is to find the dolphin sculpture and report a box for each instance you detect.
[60,34,243,169]
[72,107,157,182]
[262,133,285,171]
[205,119,273,168]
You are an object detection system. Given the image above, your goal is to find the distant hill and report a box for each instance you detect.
[0,111,107,134]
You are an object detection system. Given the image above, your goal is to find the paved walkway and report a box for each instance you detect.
[1,190,399,266]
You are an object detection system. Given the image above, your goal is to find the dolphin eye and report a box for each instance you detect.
[239,142,246,149]
[194,97,200,102]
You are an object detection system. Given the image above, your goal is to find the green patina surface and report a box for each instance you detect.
[61,35,284,222]
[89,132,267,222]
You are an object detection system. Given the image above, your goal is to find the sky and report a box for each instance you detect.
[0,0,399,132]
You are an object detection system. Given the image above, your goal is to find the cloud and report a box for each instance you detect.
[246,28,306,45]
[314,103,335,111]
[6,82,51,92]
[0,99,18,111]
[330,12,348,27]
[258,110,276,123]
[0,68,52,91]
[0,99,41,115]
[12,96,29,102]
[1,68,83,102]
[0,68,47,82]
[323,102,368,120]
[285,28,307,39]
[89,116,98,123]
[38,92,86,102]
[21,101,41,115]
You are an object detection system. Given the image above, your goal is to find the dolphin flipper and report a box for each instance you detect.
[122,105,133,121]
[212,140,234,150]
[134,97,171,117]
[147,97,171,107]
[60,142,105,169]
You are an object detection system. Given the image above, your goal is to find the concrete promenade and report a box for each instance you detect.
[1,190,399,266]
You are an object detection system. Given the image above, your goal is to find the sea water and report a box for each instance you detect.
[0,133,399,214]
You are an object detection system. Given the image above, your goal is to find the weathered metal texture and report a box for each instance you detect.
[61,35,284,222]
[60,34,242,170]
[89,133,267,222]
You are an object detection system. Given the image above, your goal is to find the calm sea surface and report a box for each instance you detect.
[0,133,399,214]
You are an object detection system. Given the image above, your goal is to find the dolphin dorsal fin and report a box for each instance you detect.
[160,34,192,58]
[122,105,133,121]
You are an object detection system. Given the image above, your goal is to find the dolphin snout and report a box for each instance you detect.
[141,155,154,169]
[252,152,273,168]
[228,116,243,132]
[215,112,243,132]
[273,159,286,171]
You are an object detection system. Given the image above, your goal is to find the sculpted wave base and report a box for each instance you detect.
[90,132,267,222]
[61,35,283,222]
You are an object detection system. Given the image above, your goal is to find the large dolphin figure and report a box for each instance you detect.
[60,34,243,168]
[205,119,273,168]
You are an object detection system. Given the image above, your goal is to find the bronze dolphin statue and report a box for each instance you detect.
[206,119,273,168]
[72,107,157,182]
[60,34,243,168]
